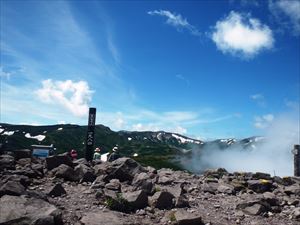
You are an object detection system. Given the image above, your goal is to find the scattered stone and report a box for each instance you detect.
[81,211,126,225]
[174,209,204,225]
[0,154,15,170]
[47,183,67,197]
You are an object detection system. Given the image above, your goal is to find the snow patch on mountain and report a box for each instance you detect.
[25,133,46,141]
[172,133,194,144]
[1,131,15,136]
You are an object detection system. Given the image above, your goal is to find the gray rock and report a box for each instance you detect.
[236,199,270,216]
[0,195,62,225]
[174,209,204,225]
[149,190,174,209]
[0,154,15,171]
[292,207,300,220]
[32,163,44,176]
[73,158,89,166]
[17,158,32,166]
[132,172,154,194]
[252,172,271,180]
[46,153,73,170]
[0,180,25,197]
[284,184,300,196]
[47,183,66,197]
[105,179,121,191]
[202,182,218,194]
[158,176,174,185]
[52,164,78,181]
[247,179,273,193]
[93,162,113,176]
[81,211,126,225]
[74,164,96,183]
[105,158,146,182]
[204,168,228,179]
[217,184,235,195]
[242,203,266,215]
[262,192,280,206]
[123,190,148,209]
[175,194,190,208]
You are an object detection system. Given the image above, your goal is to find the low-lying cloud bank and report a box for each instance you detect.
[183,111,299,177]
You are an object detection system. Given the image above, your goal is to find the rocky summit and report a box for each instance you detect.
[0,153,300,225]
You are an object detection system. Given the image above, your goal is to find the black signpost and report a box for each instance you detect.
[85,107,96,161]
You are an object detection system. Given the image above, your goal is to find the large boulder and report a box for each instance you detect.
[132,172,154,194]
[149,190,174,209]
[0,180,25,197]
[46,153,73,170]
[0,154,15,171]
[236,199,271,216]
[105,158,146,182]
[0,195,62,225]
[52,164,78,181]
[247,179,273,193]
[123,190,148,209]
[74,164,96,183]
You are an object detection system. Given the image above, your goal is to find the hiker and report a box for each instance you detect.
[70,149,78,161]
[108,146,120,162]
[93,147,101,160]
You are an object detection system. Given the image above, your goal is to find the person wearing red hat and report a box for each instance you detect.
[70,149,78,161]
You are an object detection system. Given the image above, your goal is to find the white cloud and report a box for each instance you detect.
[250,93,266,107]
[131,123,187,134]
[35,79,93,117]
[0,67,11,80]
[254,113,274,129]
[211,11,274,58]
[269,0,300,35]
[148,10,200,36]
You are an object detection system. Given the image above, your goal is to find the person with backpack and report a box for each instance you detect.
[108,146,120,162]
[93,147,101,160]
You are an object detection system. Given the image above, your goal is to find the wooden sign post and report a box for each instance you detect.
[85,108,96,161]
[293,144,300,177]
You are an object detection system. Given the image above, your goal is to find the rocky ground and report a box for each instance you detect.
[0,153,300,225]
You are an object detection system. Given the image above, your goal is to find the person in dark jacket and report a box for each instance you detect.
[108,146,120,162]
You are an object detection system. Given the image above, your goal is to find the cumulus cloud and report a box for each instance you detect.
[269,0,300,35]
[148,10,200,36]
[211,11,274,58]
[35,79,93,117]
[254,113,274,129]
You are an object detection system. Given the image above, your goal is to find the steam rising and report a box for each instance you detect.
[184,112,299,177]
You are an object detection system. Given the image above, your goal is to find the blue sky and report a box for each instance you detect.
[0,0,299,139]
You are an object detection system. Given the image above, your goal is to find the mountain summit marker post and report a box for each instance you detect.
[294,144,300,177]
[85,107,96,161]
